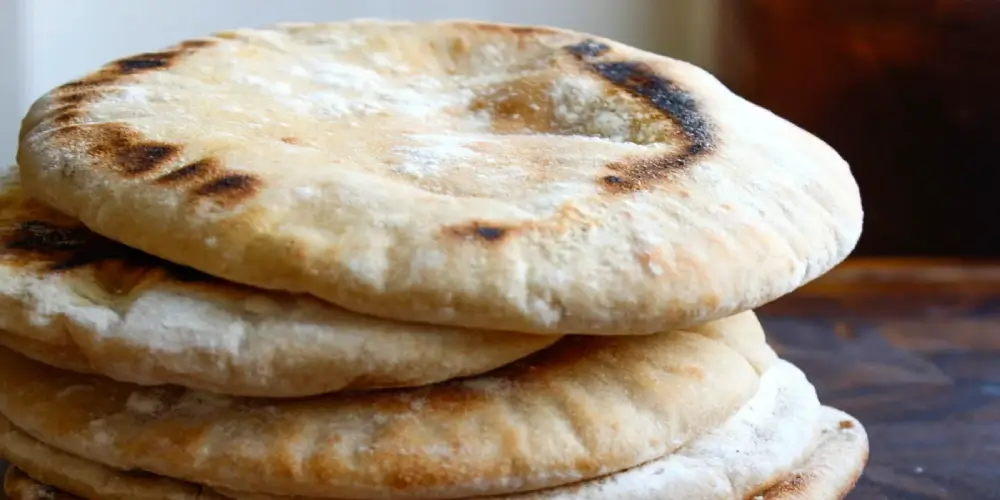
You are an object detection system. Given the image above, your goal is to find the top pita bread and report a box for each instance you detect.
[17,19,863,334]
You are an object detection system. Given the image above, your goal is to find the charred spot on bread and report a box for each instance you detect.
[443,222,516,243]
[193,173,262,204]
[566,39,611,59]
[1,219,207,284]
[156,158,221,185]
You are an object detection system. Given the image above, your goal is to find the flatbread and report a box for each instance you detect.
[1,416,221,500]
[0,309,777,401]
[0,165,558,397]
[0,361,868,500]
[751,409,868,500]
[4,468,83,500]
[17,19,864,335]
[0,317,769,499]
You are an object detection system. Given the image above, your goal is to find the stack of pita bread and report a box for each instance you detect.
[0,20,867,500]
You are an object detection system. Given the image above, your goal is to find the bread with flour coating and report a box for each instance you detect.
[17,20,863,335]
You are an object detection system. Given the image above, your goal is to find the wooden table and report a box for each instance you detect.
[758,258,1000,499]
[3,258,999,499]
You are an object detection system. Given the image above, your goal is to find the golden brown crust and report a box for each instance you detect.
[0,317,767,499]
[0,386,866,500]
[0,360,831,500]
[2,421,223,500]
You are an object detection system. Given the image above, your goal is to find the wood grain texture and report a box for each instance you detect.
[759,258,1000,318]
[3,258,998,499]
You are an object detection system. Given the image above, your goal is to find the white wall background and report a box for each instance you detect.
[1,0,719,164]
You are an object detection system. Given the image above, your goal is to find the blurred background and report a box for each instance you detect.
[2,0,997,258]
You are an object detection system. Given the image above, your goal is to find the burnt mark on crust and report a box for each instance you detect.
[444,221,514,243]
[118,143,181,175]
[57,91,98,106]
[156,158,220,185]
[6,222,86,255]
[84,123,182,176]
[590,61,713,193]
[53,122,263,205]
[839,419,855,430]
[602,175,626,187]
[475,226,506,241]
[47,87,100,127]
[50,106,84,127]
[55,73,118,95]
[44,38,216,130]
[566,39,611,59]
[592,61,712,154]
[29,40,270,209]
[1,219,208,284]
[562,41,715,194]
[109,39,215,76]
[115,52,176,73]
[194,173,261,203]
[180,39,215,49]
[53,41,210,95]
[603,155,692,194]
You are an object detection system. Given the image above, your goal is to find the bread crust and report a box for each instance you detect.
[0,360,870,500]
[0,314,769,499]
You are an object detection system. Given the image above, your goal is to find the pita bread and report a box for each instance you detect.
[17,19,863,335]
[0,310,776,400]
[751,409,868,500]
[4,468,83,500]
[0,316,769,499]
[0,361,868,500]
[0,165,558,397]
[1,416,221,500]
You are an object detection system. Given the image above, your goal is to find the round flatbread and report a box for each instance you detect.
[0,316,769,499]
[0,165,558,398]
[0,361,868,500]
[17,20,863,335]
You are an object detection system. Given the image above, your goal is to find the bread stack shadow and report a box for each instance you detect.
[1,20,867,500]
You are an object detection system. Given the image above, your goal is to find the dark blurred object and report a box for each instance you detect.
[715,0,1000,257]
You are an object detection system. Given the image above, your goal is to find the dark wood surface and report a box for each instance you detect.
[758,258,1000,499]
[3,258,999,499]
